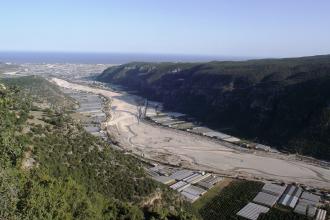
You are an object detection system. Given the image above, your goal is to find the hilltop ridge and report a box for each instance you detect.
[97,55,330,160]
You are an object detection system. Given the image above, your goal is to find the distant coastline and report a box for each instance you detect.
[0,51,249,64]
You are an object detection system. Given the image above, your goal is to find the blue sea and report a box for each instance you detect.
[0,51,248,64]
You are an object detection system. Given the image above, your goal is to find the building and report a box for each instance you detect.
[278,185,302,208]
[315,209,327,220]
[237,202,270,220]
[261,183,287,197]
[252,183,286,207]
[293,191,321,218]
[152,176,175,185]
[294,200,317,217]
[253,192,280,207]
[170,181,190,191]
[180,185,206,203]
[196,175,223,189]
[169,170,195,181]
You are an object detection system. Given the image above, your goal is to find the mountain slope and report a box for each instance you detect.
[97,55,330,160]
[0,76,198,220]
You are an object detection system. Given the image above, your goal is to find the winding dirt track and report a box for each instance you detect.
[51,78,330,189]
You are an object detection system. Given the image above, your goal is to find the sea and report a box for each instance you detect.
[0,51,248,64]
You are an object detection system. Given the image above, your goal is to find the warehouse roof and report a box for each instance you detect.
[181,191,199,203]
[237,203,269,220]
[253,192,279,207]
[170,170,194,180]
[315,209,327,220]
[170,181,188,190]
[183,173,200,182]
[279,185,302,208]
[182,185,206,197]
[196,176,223,189]
[261,183,287,196]
[300,192,320,203]
[294,200,317,218]
[283,185,296,196]
[152,176,175,185]
[186,173,211,184]
[177,183,191,192]
[203,131,231,139]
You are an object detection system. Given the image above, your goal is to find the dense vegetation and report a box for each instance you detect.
[0,76,197,220]
[2,76,76,110]
[198,180,263,220]
[98,55,330,160]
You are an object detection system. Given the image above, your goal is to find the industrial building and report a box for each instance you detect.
[300,191,321,204]
[183,173,211,184]
[148,165,224,204]
[315,209,327,220]
[278,185,302,208]
[253,192,280,207]
[182,185,207,196]
[169,170,195,181]
[180,185,207,203]
[180,191,199,203]
[170,181,190,191]
[252,183,287,207]
[294,199,317,217]
[261,183,287,197]
[293,191,321,218]
[196,175,223,189]
[236,202,270,220]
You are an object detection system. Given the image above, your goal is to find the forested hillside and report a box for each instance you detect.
[0,76,197,219]
[97,55,330,160]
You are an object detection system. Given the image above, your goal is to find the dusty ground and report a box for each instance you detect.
[51,78,330,189]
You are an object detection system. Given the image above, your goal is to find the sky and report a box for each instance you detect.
[0,0,329,58]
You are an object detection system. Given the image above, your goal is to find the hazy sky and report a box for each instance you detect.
[1,0,329,57]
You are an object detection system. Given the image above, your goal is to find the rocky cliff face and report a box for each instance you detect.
[97,56,330,160]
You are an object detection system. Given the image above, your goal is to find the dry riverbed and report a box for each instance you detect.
[51,78,330,190]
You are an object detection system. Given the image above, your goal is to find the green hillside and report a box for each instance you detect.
[98,55,330,160]
[0,76,197,220]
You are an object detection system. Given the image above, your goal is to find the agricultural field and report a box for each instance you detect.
[198,180,264,220]
[193,178,232,211]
